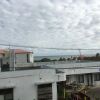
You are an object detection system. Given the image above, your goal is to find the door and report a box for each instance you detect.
[86,74,93,86]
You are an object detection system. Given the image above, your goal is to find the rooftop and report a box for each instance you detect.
[0,49,32,54]
[47,61,100,69]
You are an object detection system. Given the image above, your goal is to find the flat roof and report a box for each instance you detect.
[47,61,100,69]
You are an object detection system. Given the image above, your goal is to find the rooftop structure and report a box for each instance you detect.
[0,48,34,71]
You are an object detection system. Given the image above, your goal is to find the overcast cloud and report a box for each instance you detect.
[0,0,100,55]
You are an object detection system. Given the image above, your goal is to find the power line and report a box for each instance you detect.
[0,43,100,50]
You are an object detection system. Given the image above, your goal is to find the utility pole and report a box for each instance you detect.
[9,47,15,71]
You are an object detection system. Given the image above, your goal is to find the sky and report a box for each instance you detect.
[0,0,100,55]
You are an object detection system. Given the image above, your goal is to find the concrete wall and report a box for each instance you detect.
[48,61,100,69]
[1,53,34,69]
[15,53,34,63]
[15,62,34,68]
[0,69,65,100]
[59,68,100,75]
[16,54,27,63]
[15,53,34,67]
[66,73,100,87]
[29,53,34,63]
[94,80,100,86]
[48,61,100,75]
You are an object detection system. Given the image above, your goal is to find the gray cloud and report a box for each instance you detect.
[0,0,100,55]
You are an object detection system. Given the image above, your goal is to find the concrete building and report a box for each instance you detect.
[0,69,65,100]
[47,61,100,100]
[1,48,100,100]
[0,49,34,71]
[0,49,66,100]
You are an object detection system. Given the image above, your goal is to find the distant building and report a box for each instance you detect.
[0,49,34,71]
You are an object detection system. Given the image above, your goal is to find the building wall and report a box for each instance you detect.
[15,53,34,67]
[66,75,77,84]
[0,69,65,100]
[66,73,100,86]
[94,81,100,86]
[29,53,34,63]
[0,53,34,69]
[0,54,4,58]
[15,54,27,63]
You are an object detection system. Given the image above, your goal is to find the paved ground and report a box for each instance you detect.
[86,87,100,100]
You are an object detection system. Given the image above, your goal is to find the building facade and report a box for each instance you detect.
[47,61,100,100]
[0,49,34,71]
[0,69,65,100]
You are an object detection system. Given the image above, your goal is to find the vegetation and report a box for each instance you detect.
[34,57,66,62]
[34,53,100,62]
[59,57,66,61]
[40,58,51,62]
[78,53,100,61]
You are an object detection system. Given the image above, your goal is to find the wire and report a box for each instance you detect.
[0,43,100,50]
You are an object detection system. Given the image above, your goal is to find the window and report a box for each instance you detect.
[38,84,52,100]
[66,75,71,83]
[94,73,100,81]
[0,88,13,100]
[78,75,84,83]
[27,54,30,63]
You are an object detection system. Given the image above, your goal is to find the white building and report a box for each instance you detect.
[0,49,66,100]
[47,61,100,100]
[0,49,34,71]
[0,69,65,100]
[1,48,100,100]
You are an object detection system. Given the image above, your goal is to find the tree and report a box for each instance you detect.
[40,58,51,62]
[96,53,100,57]
[59,57,66,61]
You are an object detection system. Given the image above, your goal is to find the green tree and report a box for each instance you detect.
[40,58,51,62]
[96,53,100,57]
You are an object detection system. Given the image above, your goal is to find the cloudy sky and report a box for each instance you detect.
[0,0,100,55]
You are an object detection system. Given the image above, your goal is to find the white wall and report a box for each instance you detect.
[15,53,34,64]
[48,61,100,75]
[15,53,34,67]
[94,81,100,86]
[66,73,100,87]
[30,53,34,63]
[60,68,100,75]
[0,69,65,100]
[16,54,27,63]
